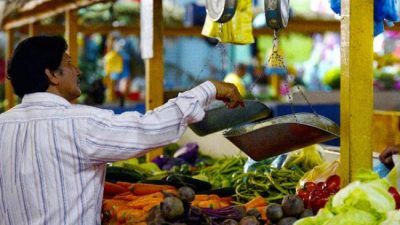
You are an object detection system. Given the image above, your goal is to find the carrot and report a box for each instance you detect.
[197,200,221,209]
[220,201,230,208]
[130,183,175,195]
[142,202,162,212]
[256,206,268,221]
[116,207,144,223]
[194,194,209,201]
[220,196,233,203]
[114,194,139,201]
[244,196,267,210]
[208,194,221,200]
[116,181,133,189]
[126,192,164,209]
[104,182,130,195]
[103,199,129,211]
[162,188,178,196]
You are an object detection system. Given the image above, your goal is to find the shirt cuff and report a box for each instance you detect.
[187,81,217,107]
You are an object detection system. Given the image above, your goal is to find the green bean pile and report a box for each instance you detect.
[197,157,246,189]
[232,166,305,204]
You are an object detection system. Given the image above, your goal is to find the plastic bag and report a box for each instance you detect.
[330,0,399,36]
[296,160,340,190]
[386,155,400,189]
[201,0,254,44]
[104,50,123,75]
[282,144,324,172]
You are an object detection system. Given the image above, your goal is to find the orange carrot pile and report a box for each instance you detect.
[102,182,177,225]
[191,194,233,209]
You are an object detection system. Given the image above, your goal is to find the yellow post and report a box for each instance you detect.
[5,29,15,110]
[145,0,165,162]
[339,0,374,184]
[65,10,78,66]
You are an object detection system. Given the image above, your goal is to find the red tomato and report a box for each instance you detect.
[304,182,317,192]
[325,175,341,190]
[310,197,329,214]
[388,186,400,209]
[316,182,326,190]
[297,189,310,206]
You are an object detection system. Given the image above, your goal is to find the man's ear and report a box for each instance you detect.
[45,69,59,85]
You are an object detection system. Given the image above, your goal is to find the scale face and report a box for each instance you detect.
[264,0,290,29]
[206,0,237,23]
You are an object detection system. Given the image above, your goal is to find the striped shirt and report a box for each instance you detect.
[0,81,216,225]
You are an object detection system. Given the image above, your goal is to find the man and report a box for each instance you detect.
[380,145,399,170]
[224,63,248,97]
[0,36,243,225]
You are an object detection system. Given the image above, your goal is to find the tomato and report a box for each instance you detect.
[388,186,400,209]
[326,175,341,189]
[304,182,317,192]
[297,189,309,206]
[310,197,329,214]
[316,182,326,190]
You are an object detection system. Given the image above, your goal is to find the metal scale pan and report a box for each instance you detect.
[189,100,272,136]
[223,113,340,161]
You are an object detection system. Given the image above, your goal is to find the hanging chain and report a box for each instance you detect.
[191,23,225,85]
[265,29,322,123]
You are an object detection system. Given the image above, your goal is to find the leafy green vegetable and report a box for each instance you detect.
[380,210,400,225]
[294,208,334,225]
[324,208,377,225]
[331,179,395,216]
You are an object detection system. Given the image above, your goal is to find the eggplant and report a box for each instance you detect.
[105,166,143,183]
[164,174,212,192]
[173,143,199,164]
[197,187,236,197]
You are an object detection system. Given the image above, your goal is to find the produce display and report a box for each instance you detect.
[102,143,400,225]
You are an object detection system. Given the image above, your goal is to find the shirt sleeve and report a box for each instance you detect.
[79,81,216,163]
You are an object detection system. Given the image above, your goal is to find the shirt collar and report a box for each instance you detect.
[21,92,71,107]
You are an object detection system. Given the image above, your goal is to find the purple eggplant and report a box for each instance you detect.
[173,143,199,164]
[151,155,170,169]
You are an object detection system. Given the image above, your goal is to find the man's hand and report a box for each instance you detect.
[210,80,244,108]
[379,145,400,169]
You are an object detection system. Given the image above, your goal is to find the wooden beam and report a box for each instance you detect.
[5,30,15,110]
[28,22,39,36]
[32,18,341,36]
[65,10,78,66]
[3,0,111,30]
[144,0,165,162]
[339,0,373,184]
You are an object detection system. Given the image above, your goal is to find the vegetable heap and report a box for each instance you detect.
[294,170,400,225]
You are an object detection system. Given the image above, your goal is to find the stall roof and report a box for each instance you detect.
[1,0,111,30]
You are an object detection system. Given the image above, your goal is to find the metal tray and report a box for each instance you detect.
[206,0,237,23]
[223,113,340,161]
[189,100,272,136]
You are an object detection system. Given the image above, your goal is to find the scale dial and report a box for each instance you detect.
[264,0,290,29]
[206,0,237,23]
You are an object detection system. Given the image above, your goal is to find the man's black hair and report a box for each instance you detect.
[7,35,68,98]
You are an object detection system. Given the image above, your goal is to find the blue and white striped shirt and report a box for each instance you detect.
[0,81,216,225]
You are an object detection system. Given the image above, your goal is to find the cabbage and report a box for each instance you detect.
[380,211,400,225]
[324,208,377,225]
[331,179,395,217]
[294,208,334,225]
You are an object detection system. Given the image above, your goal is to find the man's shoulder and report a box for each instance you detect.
[0,104,113,122]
